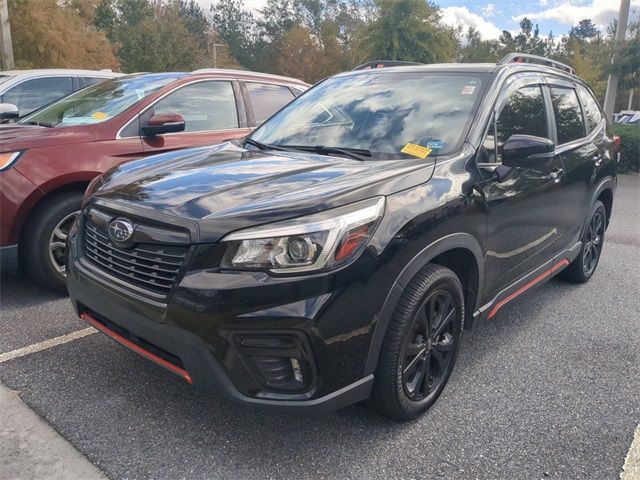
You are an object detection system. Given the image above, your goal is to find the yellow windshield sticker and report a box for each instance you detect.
[401,143,432,159]
[91,111,109,120]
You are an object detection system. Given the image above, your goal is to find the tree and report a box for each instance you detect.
[115,2,203,71]
[356,0,455,64]
[458,26,500,62]
[8,0,119,69]
[210,0,257,68]
[569,19,599,41]
[92,0,233,72]
[275,25,326,81]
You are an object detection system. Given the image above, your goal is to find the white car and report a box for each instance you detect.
[0,69,123,118]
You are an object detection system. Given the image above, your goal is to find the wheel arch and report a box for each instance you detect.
[364,233,484,376]
[595,185,613,229]
[17,180,90,252]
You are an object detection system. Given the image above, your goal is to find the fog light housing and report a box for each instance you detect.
[231,332,317,393]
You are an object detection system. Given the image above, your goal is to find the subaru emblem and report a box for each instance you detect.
[108,218,135,243]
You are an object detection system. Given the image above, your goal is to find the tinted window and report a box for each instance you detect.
[576,84,603,132]
[481,85,548,163]
[550,87,586,144]
[153,81,238,132]
[3,77,73,115]
[246,82,295,125]
[83,77,108,87]
[251,73,485,158]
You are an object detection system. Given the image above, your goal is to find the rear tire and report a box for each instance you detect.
[370,264,464,421]
[20,192,82,294]
[558,200,606,284]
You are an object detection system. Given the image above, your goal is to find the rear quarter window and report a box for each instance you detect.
[576,84,603,132]
[549,87,586,144]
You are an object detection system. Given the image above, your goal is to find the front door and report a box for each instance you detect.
[140,80,250,154]
[475,78,566,300]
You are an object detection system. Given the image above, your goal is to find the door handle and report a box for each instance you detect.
[549,168,564,183]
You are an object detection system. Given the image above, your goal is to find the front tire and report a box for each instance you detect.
[370,264,464,420]
[558,200,606,284]
[21,192,82,293]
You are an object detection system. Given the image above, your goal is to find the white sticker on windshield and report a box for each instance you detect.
[461,85,476,95]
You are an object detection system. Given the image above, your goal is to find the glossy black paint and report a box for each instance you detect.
[67,62,617,412]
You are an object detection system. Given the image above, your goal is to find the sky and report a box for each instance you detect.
[196,0,640,40]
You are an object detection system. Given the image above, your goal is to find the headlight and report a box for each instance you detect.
[82,174,104,207]
[0,151,24,171]
[221,197,385,273]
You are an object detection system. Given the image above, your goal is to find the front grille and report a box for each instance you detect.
[83,219,188,297]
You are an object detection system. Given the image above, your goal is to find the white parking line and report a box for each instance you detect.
[621,425,640,480]
[0,328,96,364]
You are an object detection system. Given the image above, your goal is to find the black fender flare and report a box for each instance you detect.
[363,232,484,375]
[580,177,618,234]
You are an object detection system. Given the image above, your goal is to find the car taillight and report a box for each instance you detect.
[613,135,621,154]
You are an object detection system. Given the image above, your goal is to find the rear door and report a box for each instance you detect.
[141,80,250,154]
[545,80,595,253]
[243,82,297,127]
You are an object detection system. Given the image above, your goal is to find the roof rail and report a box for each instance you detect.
[352,60,423,71]
[498,53,575,75]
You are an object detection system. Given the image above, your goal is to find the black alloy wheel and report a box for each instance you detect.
[582,208,604,277]
[559,200,607,284]
[371,264,463,420]
[402,290,456,402]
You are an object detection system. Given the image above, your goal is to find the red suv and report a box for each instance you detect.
[0,70,308,291]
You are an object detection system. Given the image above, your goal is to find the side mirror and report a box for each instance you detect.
[502,134,555,169]
[141,113,185,136]
[0,103,19,120]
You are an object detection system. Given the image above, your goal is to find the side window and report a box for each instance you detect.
[246,82,295,125]
[481,85,548,163]
[152,81,238,132]
[83,77,108,88]
[576,84,603,132]
[2,77,73,115]
[549,87,586,144]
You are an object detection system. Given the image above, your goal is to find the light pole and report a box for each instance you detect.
[0,0,14,69]
[603,0,631,122]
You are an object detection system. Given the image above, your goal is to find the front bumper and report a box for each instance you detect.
[66,220,391,412]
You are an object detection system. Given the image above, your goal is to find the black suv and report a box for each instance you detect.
[67,54,616,420]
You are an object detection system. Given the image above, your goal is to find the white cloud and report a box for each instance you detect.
[441,6,503,40]
[482,3,498,17]
[516,0,640,31]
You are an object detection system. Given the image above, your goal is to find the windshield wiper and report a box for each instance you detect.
[279,145,372,161]
[21,121,56,128]
[244,138,288,152]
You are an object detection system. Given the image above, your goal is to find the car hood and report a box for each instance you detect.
[92,142,436,242]
[0,124,94,151]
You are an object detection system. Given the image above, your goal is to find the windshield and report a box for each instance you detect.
[250,71,486,159]
[19,74,184,126]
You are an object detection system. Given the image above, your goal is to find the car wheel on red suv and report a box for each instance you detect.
[20,191,83,292]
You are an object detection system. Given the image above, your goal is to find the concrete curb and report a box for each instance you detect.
[0,382,107,480]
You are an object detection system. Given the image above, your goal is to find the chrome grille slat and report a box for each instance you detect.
[84,246,177,283]
[82,217,188,297]
[85,234,182,274]
[85,254,175,290]
[87,225,187,260]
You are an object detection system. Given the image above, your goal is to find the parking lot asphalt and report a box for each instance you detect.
[0,174,638,480]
